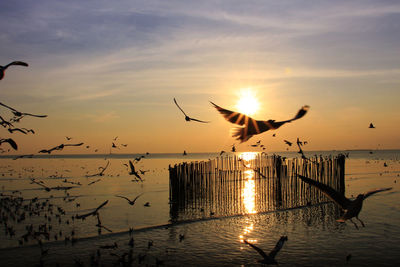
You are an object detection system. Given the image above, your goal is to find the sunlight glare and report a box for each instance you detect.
[236,88,260,116]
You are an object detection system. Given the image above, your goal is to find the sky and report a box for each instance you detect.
[0,0,399,154]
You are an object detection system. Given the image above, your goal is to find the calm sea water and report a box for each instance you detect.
[0,150,399,266]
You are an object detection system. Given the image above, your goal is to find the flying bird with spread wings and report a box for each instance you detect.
[174,98,210,123]
[297,174,392,229]
[244,236,288,265]
[210,101,309,142]
[0,61,28,80]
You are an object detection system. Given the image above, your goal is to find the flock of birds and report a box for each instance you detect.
[0,60,395,266]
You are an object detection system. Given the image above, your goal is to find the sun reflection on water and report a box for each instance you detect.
[239,152,258,243]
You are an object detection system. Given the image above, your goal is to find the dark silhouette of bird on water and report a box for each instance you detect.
[297,174,392,229]
[211,101,309,142]
[174,98,210,123]
[128,160,143,181]
[244,236,288,265]
[115,193,143,206]
[0,61,28,80]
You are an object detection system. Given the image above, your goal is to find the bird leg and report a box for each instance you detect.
[349,219,359,230]
[356,216,365,227]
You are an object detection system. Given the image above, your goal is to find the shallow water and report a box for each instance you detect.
[0,150,399,266]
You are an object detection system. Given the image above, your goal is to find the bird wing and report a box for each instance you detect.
[64,143,84,147]
[94,200,109,213]
[115,195,131,202]
[281,105,310,123]
[189,117,210,123]
[244,240,270,260]
[269,236,287,259]
[132,193,143,203]
[174,98,188,117]
[5,61,29,68]
[210,101,250,126]
[129,160,135,173]
[363,188,392,199]
[297,174,351,209]
[0,138,18,150]
[21,113,47,118]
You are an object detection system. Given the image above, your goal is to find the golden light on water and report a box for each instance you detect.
[243,169,256,214]
[236,88,260,116]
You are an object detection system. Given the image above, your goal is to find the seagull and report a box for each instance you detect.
[211,101,309,143]
[76,200,109,220]
[283,140,292,146]
[297,174,392,229]
[128,160,143,181]
[244,236,288,265]
[0,61,28,80]
[174,98,210,123]
[0,102,47,118]
[115,193,143,206]
[231,144,236,152]
[65,136,73,140]
[38,143,84,154]
[369,123,375,129]
[0,138,18,150]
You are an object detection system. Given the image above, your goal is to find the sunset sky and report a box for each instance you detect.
[1,0,399,154]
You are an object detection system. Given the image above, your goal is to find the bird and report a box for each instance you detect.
[76,200,109,220]
[283,140,292,146]
[369,123,375,128]
[38,143,84,154]
[211,101,309,142]
[0,61,28,80]
[297,174,392,229]
[128,160,143,181]
[183,150,187,156]
[174,98,210,123]
[115,194,143,206]
[244,236,288,265]
[0,102,47,118]
[231,144,236,152]
[65,136,73,140]
[0,138,18,150]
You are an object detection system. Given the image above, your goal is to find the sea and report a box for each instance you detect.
[0,150,399,266]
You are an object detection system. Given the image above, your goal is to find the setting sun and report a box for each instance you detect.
[236,88,260,116]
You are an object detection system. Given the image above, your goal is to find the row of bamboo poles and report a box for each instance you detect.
[168,154,345,222]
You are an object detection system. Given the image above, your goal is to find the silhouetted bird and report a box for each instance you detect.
[211,101,309,142]
[174,98,210,123]
[76,200,109,220]
[297,174,392,229]
[0,138,18,150]
[369,123,375,129]
[284,140,292,146]
[65,136,73,140]
[183,150,187,156]
[231,144,236,152]
[128,160,143,181]
[0,61,28,80]
[115,194,143,206]
[244,236,288,265]
[0,102,47,118]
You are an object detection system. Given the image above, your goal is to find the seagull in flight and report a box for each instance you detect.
[38,142,84,154]
[0,61,28,80]
[115,193,143,206]
[211,101,309,143]
[244,236,288,265]
[128,160,143,181]
[174,98,210,123]
[0,138,18,150]
[76,200,109,220]
[369,123,375,129]
[297,174,392,229]
[0,102,47,118]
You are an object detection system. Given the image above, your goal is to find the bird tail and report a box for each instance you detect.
[232,127,252,143]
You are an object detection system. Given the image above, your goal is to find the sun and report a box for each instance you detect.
[236,88,259,116]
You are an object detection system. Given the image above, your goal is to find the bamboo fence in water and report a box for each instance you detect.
[168,154,345,222]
